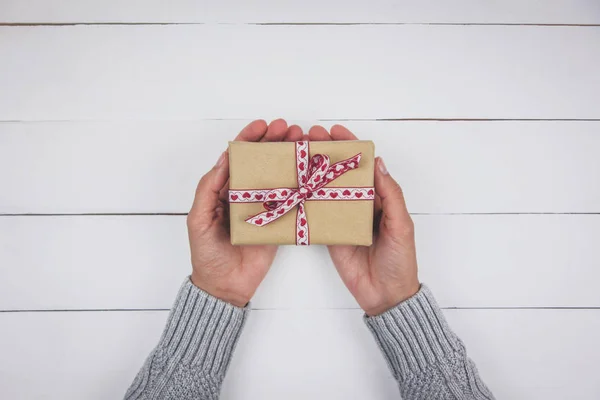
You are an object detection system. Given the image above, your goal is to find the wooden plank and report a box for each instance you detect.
[0,309,598,399]
[0,25,599,121]
[1,214,598,310]
[1,1,599,24]
[1,121,599,214]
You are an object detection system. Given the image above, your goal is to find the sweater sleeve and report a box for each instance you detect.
[364,284,494,400]
[124,277,249,400]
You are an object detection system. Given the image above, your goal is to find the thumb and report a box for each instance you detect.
[374,157,413,236]
[188,151,230,229]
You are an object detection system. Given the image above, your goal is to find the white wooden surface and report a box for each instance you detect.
[1,310,599,399]
[2,214,600,310]
[1,121,599,213]
[1,26,600,121]
[1,0,599,24]
[1,2,599,399]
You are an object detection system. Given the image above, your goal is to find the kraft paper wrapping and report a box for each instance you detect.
[229,140,375,245]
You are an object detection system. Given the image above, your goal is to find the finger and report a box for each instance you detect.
[328,245,357,267]
[374,192,382,218]
[330,124,359,141]
[241,244,278,281]
[188,151,230,229]
[284,124,303,142]
[261,119,288,142]
[374,157,413,236]
[308,125,331,141]
[234,119,268,142]
[327,245,369,294]
[218,177,230,203]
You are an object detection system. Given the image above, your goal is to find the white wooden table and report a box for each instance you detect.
[1,1,599,399]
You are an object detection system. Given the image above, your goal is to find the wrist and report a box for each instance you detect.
[190,273,250,308]
[364,281,421,317]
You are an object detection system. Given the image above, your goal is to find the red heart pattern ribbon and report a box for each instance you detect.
[229,141,375,245]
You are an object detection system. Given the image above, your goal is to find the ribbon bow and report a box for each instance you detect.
[229,141,374,245]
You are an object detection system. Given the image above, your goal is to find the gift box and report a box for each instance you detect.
[228,140,375,245]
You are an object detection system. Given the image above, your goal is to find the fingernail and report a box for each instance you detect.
[215,151,226,167]
[378,157,389,175]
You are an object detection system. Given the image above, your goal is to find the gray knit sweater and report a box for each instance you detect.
[125,279,494,399]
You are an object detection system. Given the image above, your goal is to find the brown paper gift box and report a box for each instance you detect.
[228,140,375,245]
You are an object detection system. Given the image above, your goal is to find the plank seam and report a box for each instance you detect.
[2,118,600,123]
[2,307,600,313]
[1,213,599,217]
[1,22,599,27]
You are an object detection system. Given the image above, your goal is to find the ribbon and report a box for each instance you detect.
[229,141,375,245]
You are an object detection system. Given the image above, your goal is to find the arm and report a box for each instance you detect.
[125,119,303,399]
[125,278,248,400]
[365,285,493,399]
[308,124,494,400]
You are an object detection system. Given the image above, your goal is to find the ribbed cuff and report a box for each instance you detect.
[364,284,462,379]
[156,277,250,376]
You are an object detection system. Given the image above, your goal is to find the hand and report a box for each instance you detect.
[187,119,303,307]
[308,124,420,316]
